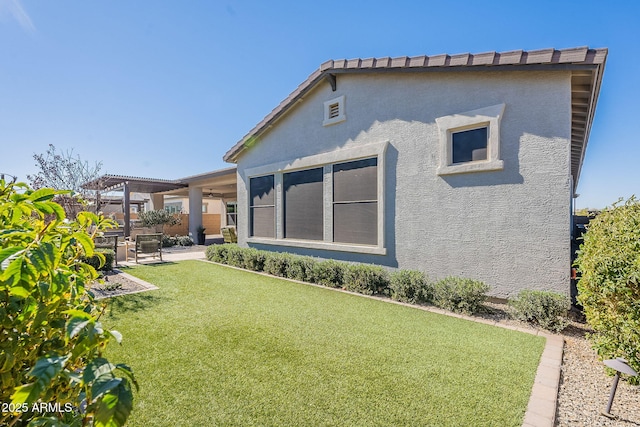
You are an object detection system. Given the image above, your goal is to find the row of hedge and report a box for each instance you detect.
[205,244,571,331]
[162,234,194,248]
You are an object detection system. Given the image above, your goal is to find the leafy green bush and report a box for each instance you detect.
[162,234,177,247]
[310,259,346,288]
[509,290,571,332]
[263,252,293,277]
[206,244,230,263]
[0,180,137,426]
[432,277,489,315]
[343,264,390,296]
[176,235,194,246]
[226,245,247,268]
[576,197,640,378]
[390,270,432,304]
[162,234,193,248]
[242,247,267,271]
[285,256,317,282]
[83,248,115,272]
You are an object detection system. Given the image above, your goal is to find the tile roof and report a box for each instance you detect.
[223,46,607,187]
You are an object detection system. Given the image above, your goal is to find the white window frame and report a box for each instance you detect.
[323,95,346,126]
[165,201,182,214]
[436,103,505,175]
[244,141,387,255]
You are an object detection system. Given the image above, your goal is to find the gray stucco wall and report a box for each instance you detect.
[234,70,572,298]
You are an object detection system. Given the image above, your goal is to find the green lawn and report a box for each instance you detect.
[104,260,545,426]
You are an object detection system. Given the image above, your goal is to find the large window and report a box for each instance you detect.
[333,158,378,245]
[244,141,387,255]
[284,167,323,240]
[226,202,237,226]
[249,175,275,238]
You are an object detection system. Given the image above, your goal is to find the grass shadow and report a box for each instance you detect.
[145,261,179,267]
[105,292,165,319]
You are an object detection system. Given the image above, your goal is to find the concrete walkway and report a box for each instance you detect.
[118,244,207,266]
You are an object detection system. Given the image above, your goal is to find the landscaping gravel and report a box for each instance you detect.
[94,269,640,426]
[556,322,640,426]
[91,270,157,299]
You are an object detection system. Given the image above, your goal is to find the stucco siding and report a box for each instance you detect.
[235,70,572,298]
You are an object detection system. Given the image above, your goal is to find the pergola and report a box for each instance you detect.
[82,167,237,237]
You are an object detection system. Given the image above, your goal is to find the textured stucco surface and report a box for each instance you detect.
[235,70,572,298]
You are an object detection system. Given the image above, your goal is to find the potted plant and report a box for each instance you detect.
[196,225,206,245]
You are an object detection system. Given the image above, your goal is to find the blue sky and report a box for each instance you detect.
[0,0,637,209]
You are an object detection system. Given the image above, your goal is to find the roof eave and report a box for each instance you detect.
[224,47,608,168]
[571,50,608,191]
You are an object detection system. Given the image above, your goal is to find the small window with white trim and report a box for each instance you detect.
[323,95,346,126]
[436,103,505,175]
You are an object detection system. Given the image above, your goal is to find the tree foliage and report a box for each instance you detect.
[0,179,137,426]
[27,144,103,218]
[137,210,180,228]
[576,196,640,380]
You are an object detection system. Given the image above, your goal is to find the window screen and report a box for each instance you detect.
[249,175,275,238]
[283,168,323,240]
[452,127,488,164]
[333,158,378,245]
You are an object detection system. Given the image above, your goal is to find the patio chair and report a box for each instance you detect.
[133,233,163,263]
[221,226,237,243]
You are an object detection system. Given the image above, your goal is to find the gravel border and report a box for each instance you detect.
[556,322,640,426]
[91,269,158,299]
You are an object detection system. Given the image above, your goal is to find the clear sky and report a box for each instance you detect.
[0,0,637,209]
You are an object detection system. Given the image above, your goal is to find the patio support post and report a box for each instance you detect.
[188,186,203,241]
[221,198,227,228]
[124,181,131,238]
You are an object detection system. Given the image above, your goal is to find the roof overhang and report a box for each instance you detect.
[223,47,607,191]
[161,166,237,198]
[82,167,237,199]
[82,174,187,193]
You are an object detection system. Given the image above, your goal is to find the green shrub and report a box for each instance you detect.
[285,256,317,282]
[162,234,177,247]
[226,245,247,268]
[432,277,489,315]
[176,235,194,246]
[243,247,267,271]
[310,259,346,288]
[206,244,232,263]
[0,181,136,426]
[390,270,432,304]
[343,264,390,296]
[575,197,640,379]
[83,248,115,272]
[509,290,571,332]
[263,252,293,277]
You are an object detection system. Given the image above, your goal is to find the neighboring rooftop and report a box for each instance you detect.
[82,174,186,193]
[82,167,237,196]
[223,46,607,190]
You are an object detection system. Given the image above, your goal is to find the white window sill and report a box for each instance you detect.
[437,159,504,176]
[246,237,386,255]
